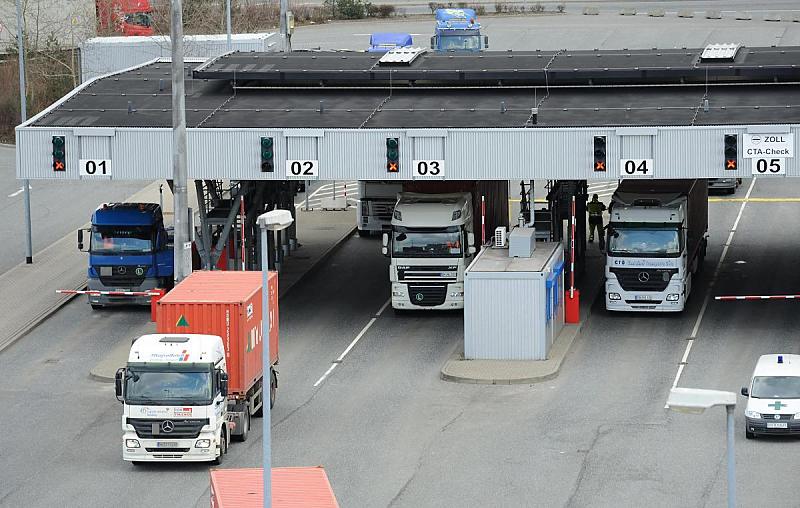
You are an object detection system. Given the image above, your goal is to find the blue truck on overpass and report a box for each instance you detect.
[77,203,174,308]
[368,33,413,52]
[431,8,488,52]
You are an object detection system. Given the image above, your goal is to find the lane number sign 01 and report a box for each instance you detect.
[79,159,111,177]
[619,158,653,177]
[285,159,318,178]
[751,158,786,176]
[412,160,444,178]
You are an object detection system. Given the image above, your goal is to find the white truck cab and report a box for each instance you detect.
[382,192,477,311]
[741,354,800,439]
[116,334,230,464]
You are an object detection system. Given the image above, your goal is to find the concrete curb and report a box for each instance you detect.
[88,223,358,383]
[440,278,603,385]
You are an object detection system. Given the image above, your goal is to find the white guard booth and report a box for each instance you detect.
[464,242,565,360]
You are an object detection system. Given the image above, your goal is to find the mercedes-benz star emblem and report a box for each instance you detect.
[415,293,424,302]
[117,266,127,275]
[637,272,650,282]
[161,420,175,433]
[774,414,781,420]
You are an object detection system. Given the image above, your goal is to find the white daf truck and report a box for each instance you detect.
[605,179,708,312]
[382,192,477,311]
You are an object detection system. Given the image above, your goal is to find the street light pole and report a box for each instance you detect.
[171,0,190,283]
[15,0,33,264]
[726,405,736,508]
[226,0,232,51]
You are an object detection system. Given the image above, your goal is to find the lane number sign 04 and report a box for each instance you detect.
[285,160,318,178]
[752,158,786,176]
[79,159,111,177]
[412,160,444,178]
[620,158,653,177]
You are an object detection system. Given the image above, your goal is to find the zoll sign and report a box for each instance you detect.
[743,133,794,158]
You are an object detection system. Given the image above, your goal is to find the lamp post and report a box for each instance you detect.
[256,209,294,508]
[667,387,737,508]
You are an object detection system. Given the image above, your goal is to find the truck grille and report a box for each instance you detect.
[370,202,395,220]
[145,448,190,453]
[398,265,458,282]
[610,268,678,292]
[127,418,209,439]
[98,265,149,287]
[408,284,447,307]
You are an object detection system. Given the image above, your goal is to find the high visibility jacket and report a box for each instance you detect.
[588,201,606,216]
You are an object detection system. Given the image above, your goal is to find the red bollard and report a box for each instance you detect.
[565,289,580,324]
[150,288,166,322]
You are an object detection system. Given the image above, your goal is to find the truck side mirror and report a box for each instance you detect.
[382,233,389,256]
[468,246,477,255]
[115,368,124,401]
[467,232,476,247]
[77,229,85,251]
[219,371,229,397]
[740,387,749,397]
[483,35,489,49]
[430,36,435,49]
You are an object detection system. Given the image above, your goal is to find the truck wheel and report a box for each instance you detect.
[269,369,277,409]
[745,430,755,440]
[131,461,143,466]
[234,411,250,442]
[213,430,227,465]
[91,304,104,310]
[358,230,371,238]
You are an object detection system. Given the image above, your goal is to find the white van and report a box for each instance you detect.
[741,354,800,439]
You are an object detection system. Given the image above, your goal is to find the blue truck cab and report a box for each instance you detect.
[78,203,174,308]
[431,8,488,52]
[368,32,413,53]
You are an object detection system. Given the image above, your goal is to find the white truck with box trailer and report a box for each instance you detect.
[605,179,708,312]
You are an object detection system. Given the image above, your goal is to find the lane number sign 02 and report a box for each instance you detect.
[751,158,786,176]
[79,159,111,177]
[412,160,444,178]
[620,158,653,177]
[285,159,318,178]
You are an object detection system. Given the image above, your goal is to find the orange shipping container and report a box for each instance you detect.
[157,271,278,396]
[210,467,339,508]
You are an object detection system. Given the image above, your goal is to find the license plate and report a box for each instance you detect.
[634,295,651,301]
[767,422,788,429]
[156,441,178,447]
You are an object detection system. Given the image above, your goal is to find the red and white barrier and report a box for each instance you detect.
[715,295,800,301]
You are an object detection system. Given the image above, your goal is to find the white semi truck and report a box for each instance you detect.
[605,179,708,312]
[382,192,477,311]
[357,181,403,236]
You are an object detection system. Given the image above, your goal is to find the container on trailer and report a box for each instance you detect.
[210,467,339,508]
[157,271,278,395]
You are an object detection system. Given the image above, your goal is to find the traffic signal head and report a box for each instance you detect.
[52,135,66,171]
[386,137,399,173]
[724,134,737,170]
[260,137,274,172]
[593,135,606,172]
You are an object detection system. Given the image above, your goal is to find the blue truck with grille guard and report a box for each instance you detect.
[431,8,488,52]
[77,203,174,308]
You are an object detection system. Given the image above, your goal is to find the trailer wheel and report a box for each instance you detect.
[269,368,278,409]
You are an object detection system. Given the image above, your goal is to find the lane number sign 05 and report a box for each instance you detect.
[751,158,786,176]
[285,159,318,178]
[620,158,653,177]
[412,160,444,178]
[79,159,111,177]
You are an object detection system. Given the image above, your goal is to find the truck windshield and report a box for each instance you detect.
[439,35,481,51]
[124,13,152,27]
[91,226,153,254]
[751,376,800,399]
[393,227,462,258]
[608,227,680,257]
[125,368,213,405]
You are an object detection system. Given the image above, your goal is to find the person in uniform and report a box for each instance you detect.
[587,194,607,249]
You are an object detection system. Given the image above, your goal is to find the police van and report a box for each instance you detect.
[741,354,800,439]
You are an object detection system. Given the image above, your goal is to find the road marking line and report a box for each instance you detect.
[313,298,390,387]
[708,197,800,203]
[665,177,757,408]
[7,185,31,198]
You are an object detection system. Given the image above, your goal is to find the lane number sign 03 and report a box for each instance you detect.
[620,158,653,177]
[752,158,786,176]
[79,159,111,177]
[412,160,444,178]
[285,159,318,178]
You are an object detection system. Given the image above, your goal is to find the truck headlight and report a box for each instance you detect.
[666,294,680,301]
[195,439,211,448]
[794,413,800,420]
[744,410,762,419]
[126,439,140,448]
[608,293,621,301]
[392,291,404,297]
